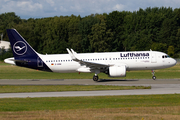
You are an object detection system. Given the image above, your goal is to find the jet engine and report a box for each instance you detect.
[108,65,126,77]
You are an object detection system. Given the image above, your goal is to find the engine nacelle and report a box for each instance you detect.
[109,66,126,77]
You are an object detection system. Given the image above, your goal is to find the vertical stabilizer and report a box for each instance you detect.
[6,29,38,58]
[6,29,51,72]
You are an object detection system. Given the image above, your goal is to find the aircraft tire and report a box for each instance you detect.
[93,75,99,81]
[152,76,156,80]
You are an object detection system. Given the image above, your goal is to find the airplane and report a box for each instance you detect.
[4,29,177,81]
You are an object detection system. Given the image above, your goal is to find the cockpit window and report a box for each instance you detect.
[162,55,170,59]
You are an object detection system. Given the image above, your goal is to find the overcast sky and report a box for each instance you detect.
[0,0,180,19]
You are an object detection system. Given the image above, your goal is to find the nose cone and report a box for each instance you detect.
[171,58,177,66]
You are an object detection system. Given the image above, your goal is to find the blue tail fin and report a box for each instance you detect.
[6,29,37,58]
[6,29,51,72]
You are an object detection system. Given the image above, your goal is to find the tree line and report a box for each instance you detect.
[0,7,180,60]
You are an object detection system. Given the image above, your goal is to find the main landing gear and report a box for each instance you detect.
[93,75,99,81]
[93,69,100,82]
[151,70,156,80]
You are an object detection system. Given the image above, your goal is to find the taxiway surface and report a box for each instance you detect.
[0,79,180,98]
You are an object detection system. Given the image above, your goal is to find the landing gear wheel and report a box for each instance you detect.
[152,76,156,80]
[151,70,156,80]
[93,75,99,81]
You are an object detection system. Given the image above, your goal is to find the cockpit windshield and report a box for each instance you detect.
[162,55,170,58]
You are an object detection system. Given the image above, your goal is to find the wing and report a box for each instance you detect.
[66,48,111,70]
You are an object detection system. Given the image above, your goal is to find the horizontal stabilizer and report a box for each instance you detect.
[4,57,15,65]
[4,57,28,64]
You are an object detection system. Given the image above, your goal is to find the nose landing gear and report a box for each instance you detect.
[152,70,156,80]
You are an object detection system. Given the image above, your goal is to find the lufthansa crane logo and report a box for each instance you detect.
[13,41,27,55]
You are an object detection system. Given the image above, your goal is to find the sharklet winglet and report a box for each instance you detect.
[66,48,76,60]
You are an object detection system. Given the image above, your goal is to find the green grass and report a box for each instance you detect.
[0,85,151,93]
[0,94,179,111]
[0,62,180,79]
[0,62,179,119]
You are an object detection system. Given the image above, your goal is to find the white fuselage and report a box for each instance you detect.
[38,51,176,73]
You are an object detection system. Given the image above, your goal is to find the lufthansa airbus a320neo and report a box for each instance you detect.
[4,29,177,81]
